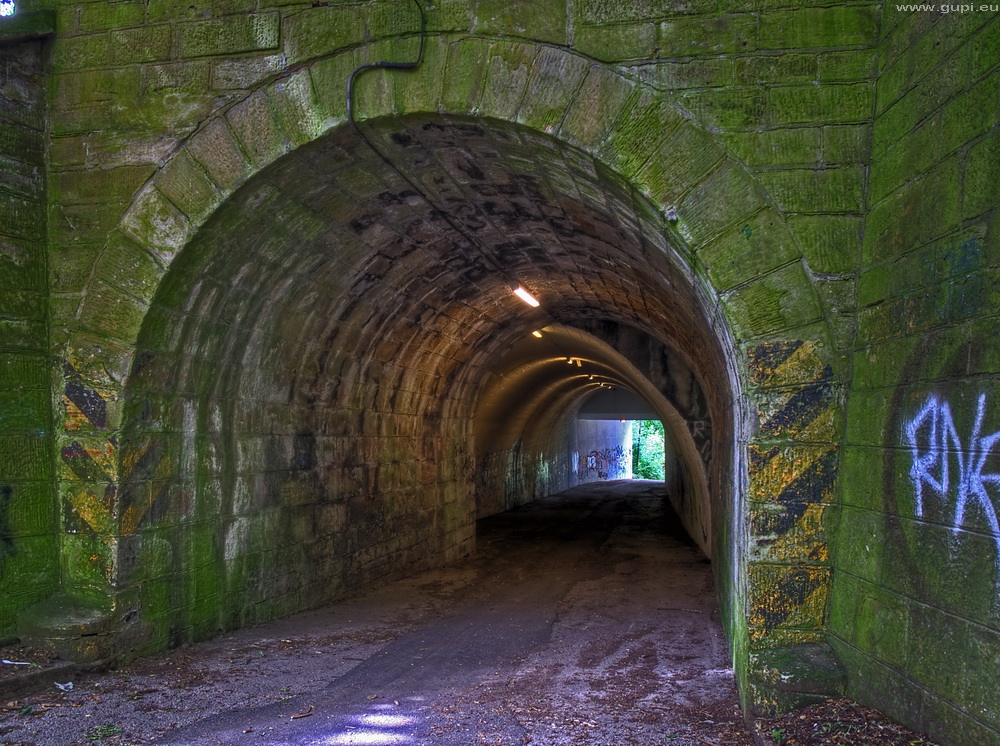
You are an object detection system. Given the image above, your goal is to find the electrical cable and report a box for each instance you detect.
[344,0,535,294]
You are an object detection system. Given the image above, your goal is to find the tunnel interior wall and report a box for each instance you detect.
[828,8,1000,744]
[0,37,57,638]
[106,159,482,654]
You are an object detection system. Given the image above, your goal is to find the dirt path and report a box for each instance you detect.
[2,481,754,745]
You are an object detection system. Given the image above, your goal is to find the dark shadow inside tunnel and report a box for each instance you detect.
[115,112,741,656]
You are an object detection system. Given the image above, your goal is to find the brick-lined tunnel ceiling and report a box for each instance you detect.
[130,115,729,441]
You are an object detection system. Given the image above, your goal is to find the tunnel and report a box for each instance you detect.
[4,1,999,741]
[112,113,740,652]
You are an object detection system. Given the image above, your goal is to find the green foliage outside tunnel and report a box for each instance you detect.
[632,420,665,480]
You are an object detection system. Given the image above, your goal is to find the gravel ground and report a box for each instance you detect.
[1,482,939,746]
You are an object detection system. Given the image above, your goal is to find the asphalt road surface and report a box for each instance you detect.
[1,480,754,746]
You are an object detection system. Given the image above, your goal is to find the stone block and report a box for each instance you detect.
[474,0,566,45]
[349,40,404,122]
[906,602,969,704]
[698,208,799,291]
[559,65,637,150]
[757,166,864,214]
[267,69,325,147]
[677,160,766,247]
[225,89,290,169]
[0,193,43,243]
[211,53,285,91]
[658,13,758,58]
[51,32,114,70]
[769,82,873,126]
[77,1,145,33]
[0,154,42,201]
[865,156,962,263]
[723,263,823,336]
[748,563,830,635]
[121,185,192,262]
[822,123,870,165]
[748,642,846,715]
[940,73,999,157]
[575,22,655,62]
[77,281,148,344]
[0,118,44,160]
[637,120,723,207]
[423,0,472,33]
[0,235,45,292]
[818,50,876,82]
[832,505,883,584]
[111,24,173,65]
[758,6,877,51]
[634,57,734,91]
[0,383,47,432]
[680,86,767,129]
[477,42,536,122]
[735,53,817,85]
[574,0,657,24]
[55,165,153,206]
[598,93,683,177]
[788,214,861,275]
[973,14,1000,79]
[440,38,490,115]
[179,13,280,58]
[0,433,49,481]
[94,234,166,301]
[723,127,822,168]
[394,35,449,116]
[283,6,365,66]
[965,624,1000,731]
[963,130,1000,219]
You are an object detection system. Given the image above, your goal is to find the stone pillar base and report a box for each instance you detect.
[747,642,848,716]
[16,592,117,664]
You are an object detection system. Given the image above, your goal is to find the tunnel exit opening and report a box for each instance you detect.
[632,420,666,481]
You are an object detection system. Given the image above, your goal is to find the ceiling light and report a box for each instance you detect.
[532,330,543,338]
[512,285,540,307]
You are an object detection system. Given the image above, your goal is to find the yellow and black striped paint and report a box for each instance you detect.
[746,340,839,648]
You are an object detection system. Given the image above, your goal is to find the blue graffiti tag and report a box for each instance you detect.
[905,393,1000,587]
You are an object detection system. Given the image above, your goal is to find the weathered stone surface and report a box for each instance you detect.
[4,5,998,744]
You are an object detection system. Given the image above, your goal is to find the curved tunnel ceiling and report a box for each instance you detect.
[130,114,732,499]
[475,323,691,447]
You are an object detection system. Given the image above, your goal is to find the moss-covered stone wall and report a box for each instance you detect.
[1,0,997,742]
[0,37,58,638]
[830,7,1000,745]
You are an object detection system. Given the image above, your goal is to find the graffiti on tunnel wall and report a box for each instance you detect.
[905,393,1000,587]
[577,446,631,480]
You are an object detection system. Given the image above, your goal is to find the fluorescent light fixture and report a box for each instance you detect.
[512,285,540,307]
[531,330,543,338]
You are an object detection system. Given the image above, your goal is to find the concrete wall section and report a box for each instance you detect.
[831,7,1000,745]
[575,420,633,482]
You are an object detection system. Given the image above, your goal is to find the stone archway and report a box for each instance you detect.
[49,40,839,711]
